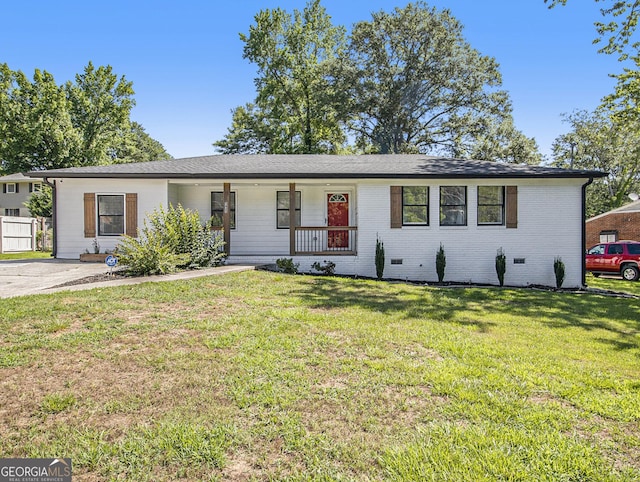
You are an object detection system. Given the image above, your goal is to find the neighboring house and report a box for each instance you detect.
[28,154,604,288]
[586,200,640,248]
[0,172,43,217]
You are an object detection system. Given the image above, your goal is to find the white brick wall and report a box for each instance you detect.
[54,176,587,287]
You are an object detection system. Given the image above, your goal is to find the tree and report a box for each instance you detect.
[214,0,348,154]
[0,62,170,173]
[24,185,52,218]
[468,118,543,165]
[551,109,640,216]
[545,0,640,59]
[341,3,528,158]
[110,122,172,164]
[0,64,81,173]
[66,61,136,165]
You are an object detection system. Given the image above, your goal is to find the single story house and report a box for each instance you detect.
[28,154,604,287]
[0,172,43,217]
[586,199,640,248]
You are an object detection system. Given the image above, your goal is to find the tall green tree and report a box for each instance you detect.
[551,109,640,216]
[66,61,136,165]
[341,3,534,158]
[0,64,81,173]
[214,0,348,154]
[0,62,170,173]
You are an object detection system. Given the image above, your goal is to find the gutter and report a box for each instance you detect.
[42,178,56,258]
[581,177,594,287]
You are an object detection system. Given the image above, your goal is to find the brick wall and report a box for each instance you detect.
[586,212,640,248]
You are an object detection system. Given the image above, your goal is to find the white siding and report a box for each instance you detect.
[354,179,585,287]
[53,176,588,287]
[55,178,168,258]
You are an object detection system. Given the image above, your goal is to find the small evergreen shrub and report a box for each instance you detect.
[276,258,299,274]
[436,243,446,283]
[375,236,385,280]
[496,247,506,287]
[117,204,225,276]
[554,256,565,289]
[311,260,336,276]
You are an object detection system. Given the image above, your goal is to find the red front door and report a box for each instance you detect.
[328,193,349,248]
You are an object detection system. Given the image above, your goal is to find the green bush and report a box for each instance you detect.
[496,247,506,287]
[276,258,299,274]
[116,204,225,276]
[436,243,446,283]
[554,256,565,289]
[375,236,385,280]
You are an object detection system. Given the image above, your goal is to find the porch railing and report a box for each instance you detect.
[294,226,357,255]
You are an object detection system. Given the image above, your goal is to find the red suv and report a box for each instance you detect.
[586,241,640,281]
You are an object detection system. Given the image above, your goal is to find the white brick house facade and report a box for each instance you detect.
[30,155,603,288]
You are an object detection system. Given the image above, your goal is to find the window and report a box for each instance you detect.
[6,183,16,194]
[440,186,467,226]
[599,231,618,243]
[628,244,640,255]
[277,191,301,228]
[587,245,605,255]
[607,244,623,255]
[97,195,125,235]
[477,186,505,225]
[31,183,42,193]
[211,192,236,229]
[402,186,429,225]
[5,208,20,216]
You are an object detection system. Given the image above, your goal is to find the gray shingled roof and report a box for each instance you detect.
[0,172,32,182]
[587,199,640,221]
[26,154,606,179]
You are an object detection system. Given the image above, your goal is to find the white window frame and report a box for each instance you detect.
[5,208,20,216]
[6,183,16,194]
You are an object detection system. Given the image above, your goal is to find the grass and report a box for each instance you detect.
[587,273,640,297]
[0,250,52,260]
[0,271,638,481]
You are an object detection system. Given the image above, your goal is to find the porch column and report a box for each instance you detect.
[289,182,296,256]
[223,182,231,256]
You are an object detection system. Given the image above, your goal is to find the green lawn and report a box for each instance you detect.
[0,271,638,481]
[0,251,52,260]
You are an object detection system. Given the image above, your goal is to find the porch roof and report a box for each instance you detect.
[26,154,606,180]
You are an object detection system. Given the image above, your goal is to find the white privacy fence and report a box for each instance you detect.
[0,216,37,253]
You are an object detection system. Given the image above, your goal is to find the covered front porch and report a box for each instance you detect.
[169,180,358,257]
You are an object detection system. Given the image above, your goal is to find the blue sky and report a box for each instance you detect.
[1,1,624,161]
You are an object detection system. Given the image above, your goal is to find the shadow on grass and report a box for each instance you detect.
[291,276,640,353]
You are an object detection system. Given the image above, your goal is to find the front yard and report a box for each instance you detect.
[0,271,638,480]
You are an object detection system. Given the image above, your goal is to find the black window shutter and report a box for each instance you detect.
[15,183,19,194]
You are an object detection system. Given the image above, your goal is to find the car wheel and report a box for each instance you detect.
[592,273,601,278]
[621,265,640,281]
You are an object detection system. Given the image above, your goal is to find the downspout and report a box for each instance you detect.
[581,177,594,288]
[43,178,57,258]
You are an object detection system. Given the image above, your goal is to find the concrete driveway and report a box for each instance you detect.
[0,258,258,298]
[0,259,111,298]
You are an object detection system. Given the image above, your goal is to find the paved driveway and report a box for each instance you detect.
[0,259,258,298]
[0,259,110,298]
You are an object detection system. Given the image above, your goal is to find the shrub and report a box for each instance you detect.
[436,243,446,283]
[496,247,506,287]
[375,236,385,280]
[554,256,565,289]
[311,260,336,276]
[276,258,299,274]
[117,204,225,276]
